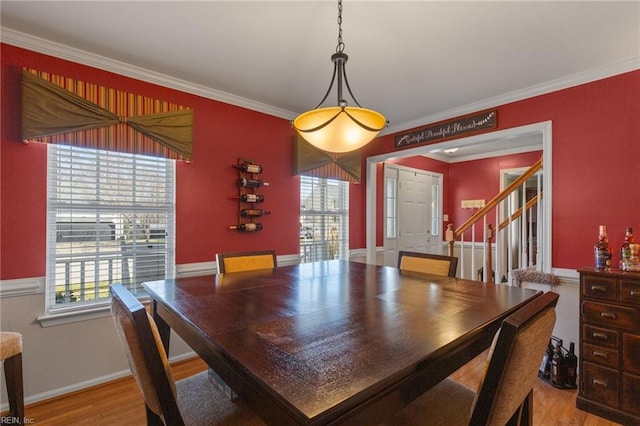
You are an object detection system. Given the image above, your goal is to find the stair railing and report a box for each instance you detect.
[446,157,543,283]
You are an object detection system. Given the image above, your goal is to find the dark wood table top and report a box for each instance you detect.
[143,260,542,425]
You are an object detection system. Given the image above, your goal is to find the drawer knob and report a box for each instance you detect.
[590,285,608,292]
[592,332,609,340]
[592,378,609,388]
[592,351,609,360]
[600,312,617,319]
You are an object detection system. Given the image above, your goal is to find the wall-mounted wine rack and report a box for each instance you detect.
[229,158,270,232]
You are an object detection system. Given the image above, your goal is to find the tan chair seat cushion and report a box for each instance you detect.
[384,378,475,425]
[0,332,23,360]
[176,371,265,426]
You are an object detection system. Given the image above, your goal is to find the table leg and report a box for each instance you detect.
[521,389,533,426]
[151,300,171,355]
[506,389,533,426]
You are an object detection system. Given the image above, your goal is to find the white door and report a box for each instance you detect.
[384,164,443,266]
[398,169,430,253]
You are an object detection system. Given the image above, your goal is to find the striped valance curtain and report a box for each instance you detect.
[293,135,361,183]
[21,69,193,160]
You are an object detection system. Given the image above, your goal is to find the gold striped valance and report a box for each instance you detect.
[21,69,193,160]
[293,135,361,183]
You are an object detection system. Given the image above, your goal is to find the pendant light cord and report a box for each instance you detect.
[336,0,345,53]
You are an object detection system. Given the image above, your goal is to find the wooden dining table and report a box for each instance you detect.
[143,260,542,425]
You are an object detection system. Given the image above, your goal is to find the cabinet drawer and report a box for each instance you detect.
[622,373,640,416]
[583,342,619,368]
[582,301,638,331]
[583,275,618,301]
[621,280,640,306]
[581,362,619,408]
[583,324,619,348]
[623,334,640,375]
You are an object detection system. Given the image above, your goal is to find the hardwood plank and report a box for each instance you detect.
[17,357,206,426]
[4,354,621,425]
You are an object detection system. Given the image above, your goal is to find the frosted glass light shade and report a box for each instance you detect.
[294,106,386,153]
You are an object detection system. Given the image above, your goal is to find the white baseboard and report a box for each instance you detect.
[0,351,197,412]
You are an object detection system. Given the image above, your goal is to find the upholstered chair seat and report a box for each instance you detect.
[1,331,24,424]
[0,332,22,360]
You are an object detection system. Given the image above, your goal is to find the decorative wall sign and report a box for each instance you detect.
[395,110,497,149]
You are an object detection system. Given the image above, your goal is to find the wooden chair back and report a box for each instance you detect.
[110,283,185,426]
[470,291,558,425]
[397,251,458,277]
[216,250,277,274]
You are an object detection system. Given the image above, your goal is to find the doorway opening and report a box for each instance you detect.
[365,121,553,272]
[383,164,443,267]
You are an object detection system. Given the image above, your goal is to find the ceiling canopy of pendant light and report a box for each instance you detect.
[293,0,387,153]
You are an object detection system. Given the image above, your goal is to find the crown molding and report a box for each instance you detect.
[0,27,298,120]
[2,27,638,133]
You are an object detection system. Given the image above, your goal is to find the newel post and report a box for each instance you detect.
[446,224,455,257]
[485,224,494,283]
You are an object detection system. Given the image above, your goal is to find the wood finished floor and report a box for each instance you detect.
[14,352,621,425]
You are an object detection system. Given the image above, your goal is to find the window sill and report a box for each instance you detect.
[37,297,151,327]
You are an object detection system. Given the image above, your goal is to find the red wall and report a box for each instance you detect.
[0,45,300,280]
[2,44,639,278]
[362,71,640,268]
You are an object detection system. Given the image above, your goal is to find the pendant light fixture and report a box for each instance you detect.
[293,0,387,153]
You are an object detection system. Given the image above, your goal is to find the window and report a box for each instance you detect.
[386,176,397,239]
[46,145,175,314]
[431,182,440,237]
[300,176,349,263]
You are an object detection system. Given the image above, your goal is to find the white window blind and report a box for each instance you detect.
[300,176,349,263]
[46,145,175,313]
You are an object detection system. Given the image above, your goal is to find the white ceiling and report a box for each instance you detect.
[1,1,639,159]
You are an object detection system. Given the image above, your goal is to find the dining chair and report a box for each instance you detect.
[216,250,277,274]
[385,291,559,426]
[397,251,458,277]
[110,284,264,426]
[1,331,24,424]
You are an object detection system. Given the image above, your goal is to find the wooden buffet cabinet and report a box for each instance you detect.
[577,268,640,425]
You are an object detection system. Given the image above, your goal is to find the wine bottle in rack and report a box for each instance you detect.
[228,223,263,232]
[238,178,269,188]
[564,342,578,388]
[550,339,566,388]
[240,209,271,217]
[232,194,265,203]
[233,163,263,174]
